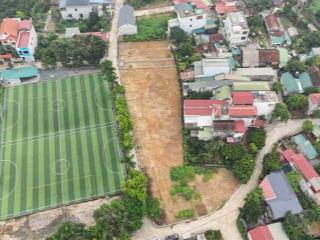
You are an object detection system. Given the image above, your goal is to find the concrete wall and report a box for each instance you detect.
[118,24,138,36]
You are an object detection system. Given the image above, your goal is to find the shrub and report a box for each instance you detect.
[175,209,194,219]
[170,165,195,182]
[247,128,266,150]
[262,150,282,176]
[205,230,223,240]
[241,188,263,224]
[146,197,161,221]
[232,154,255,184]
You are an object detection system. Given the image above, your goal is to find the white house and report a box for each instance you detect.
[223,11,249,47]
[252,91,278,117]
[193,57,232,78]
[171,3,207,34]
[59,0,92,20]
[118,4,137,36]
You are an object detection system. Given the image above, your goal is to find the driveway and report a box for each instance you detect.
[133,119,320,240]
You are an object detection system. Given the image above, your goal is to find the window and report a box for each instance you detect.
[190,18,193,21]
[242,31,248,35]
[68,14,72,17]
[75,8,78,11]
[80,13,84,18]
[189,24,192,27]
[241,36,246,40]
[22,50,29,54]
[196,15,203,19]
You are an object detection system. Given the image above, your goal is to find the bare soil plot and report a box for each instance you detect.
[119,41,239,224]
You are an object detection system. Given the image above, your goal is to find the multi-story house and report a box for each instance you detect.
[16,20,38,62]
[223,11,249,47]
[0,18,37,62]
[59,0,92,20]
[169,2,207,34]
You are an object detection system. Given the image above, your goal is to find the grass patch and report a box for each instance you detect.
[194,166,216,183]
[175,209,194,219]
[309,0,320,13]
[123,13,175,41]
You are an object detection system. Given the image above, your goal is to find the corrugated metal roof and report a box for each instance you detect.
[118,4,136,27]
[299,72,313,89]
[281,72,300,94]
[263,171,303,219]
[292,134,318,160]
[0,66,38,81]
[233,81,270,91]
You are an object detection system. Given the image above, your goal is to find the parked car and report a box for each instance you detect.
[165,234,179,240]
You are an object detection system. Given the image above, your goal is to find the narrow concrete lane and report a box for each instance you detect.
[133,119,320,240]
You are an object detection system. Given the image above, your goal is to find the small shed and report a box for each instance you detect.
[118,4,137,36]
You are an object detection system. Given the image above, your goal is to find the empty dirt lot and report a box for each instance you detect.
[120,41,183,223]
[119,41,238,223]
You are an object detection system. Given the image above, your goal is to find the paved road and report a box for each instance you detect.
[134,6,175,17]
[133,119,320,240]
[107,0,124,81]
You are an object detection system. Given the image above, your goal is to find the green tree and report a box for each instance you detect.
[84,35,106,64]
[285,59,307,74]
[246,0,272,11]
[283,212,307,240]
[241,188,263,224]
[285,93,308,112]
[220,143,245,166]
[146,197,161,221]
[262,149,282,176]
[48,221,95,240]
[272,103,291,122]
[122,170,147,202]
[312,55,320,68]
[101,60,117,85]
[249,143,258,156]
[314,141,320,155]
[232,154,255,184]
[15,10,25,18]
[170,27,187,46]
[286,171,301,192]
[303,119,314,134]
[247,128,266,150]
[272,81,283,93]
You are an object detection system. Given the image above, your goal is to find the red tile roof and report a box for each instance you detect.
[232,92,254,105]
[265,14,280,30]
[260,177,276,200]
[184,99,225,108]
[259,49,280,66]
[184,100,225,116]
[248,225,273,240]
[209,33,224,42]
[18,20,32,30]
[17,31,30,48]
[184,107,213,116]
[234,120,246,133]
[80,32,108,41]
[0,54,12,59]
[280,148,295,162]
[215,1,237,14]
[309,93,320,105]
[228,105,257,117]
[290,153,319,181]
[0,18,19,41]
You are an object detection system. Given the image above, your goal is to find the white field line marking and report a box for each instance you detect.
[1,121,116,147]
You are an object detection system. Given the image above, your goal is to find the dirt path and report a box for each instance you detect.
[119,41,184,223]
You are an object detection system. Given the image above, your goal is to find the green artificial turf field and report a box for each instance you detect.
[0,73,125,220]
